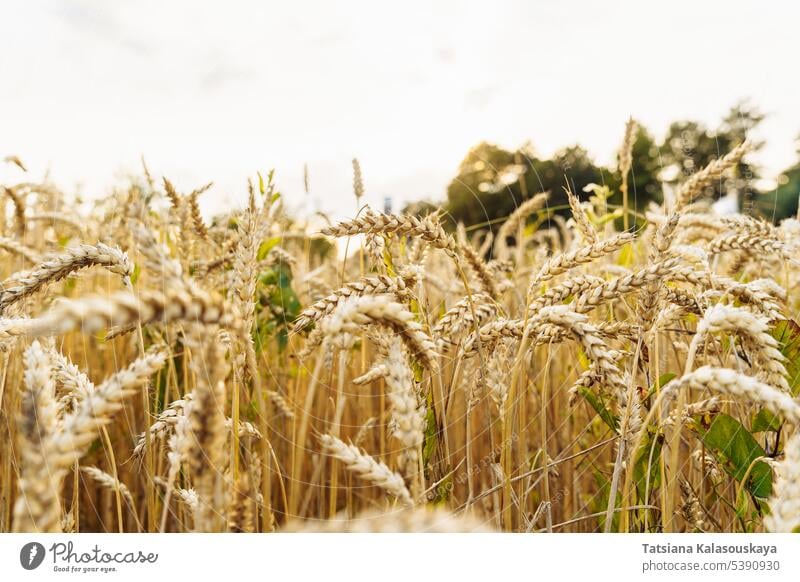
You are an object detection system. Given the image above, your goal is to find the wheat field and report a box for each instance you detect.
[1,132,799,534]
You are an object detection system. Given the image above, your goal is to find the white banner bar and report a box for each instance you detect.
[2,534,798,581]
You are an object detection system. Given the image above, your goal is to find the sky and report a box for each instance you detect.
[1,1,799,219]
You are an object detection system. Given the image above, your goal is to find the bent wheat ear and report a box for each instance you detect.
[665,367,800,425]
[353,364,388,385]
[322,211,459,258]
[4,288,230,337]
[293,273,416,332]
[528,232,635,292]
[0,243,133,310]
[0,236,40,263]
[433,292,497,341]
[688,304,789,392]
[320,434,412,505]
[80,466,136,514]
[48,348,168,471]
[675,141,751,210]
[494,192,549,259]
[322,295,438,371]
[1,185,26,236]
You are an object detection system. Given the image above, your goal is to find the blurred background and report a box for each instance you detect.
[2,0,800,223]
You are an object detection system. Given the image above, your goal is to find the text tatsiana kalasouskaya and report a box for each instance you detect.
[642,543,777,556]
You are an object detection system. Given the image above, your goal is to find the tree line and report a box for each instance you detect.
[405,102,799,229]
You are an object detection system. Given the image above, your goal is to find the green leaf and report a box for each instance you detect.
[577,386,618,432]
[591,471,620,532]
[270,266,301,320]
[254,263,302,353]
[616,242,634,268]
[130,262,141,286]
[422,394,437,466]
[770,319,800,396]
[430,474,451,504]
[632,429,663,503]
[697,413,772,499]
[646,372,676,399]
[751,408,782,433]
[256,237,281,261]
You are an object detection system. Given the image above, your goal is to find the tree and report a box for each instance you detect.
[765,135,800,222]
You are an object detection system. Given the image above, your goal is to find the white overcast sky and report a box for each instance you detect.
[1,1,799,218]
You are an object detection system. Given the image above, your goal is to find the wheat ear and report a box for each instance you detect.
[293,273,416,332]
[322,295,438,371]
[12,341,61,532]
[565,184,597,245]
[320,434,413,505]
[664,367,800,425]
[494,192,549,259]
[1,287,230,338]
[675,141,751,210]
[765,432,800,533]
[0,243,133,310]
[687,305,788,392]
[528,232,635,292]
[385,340,425,494]
[48,348,168,471]
[185,332,228,532]
[0,236,40,263]
[322,211,460,258]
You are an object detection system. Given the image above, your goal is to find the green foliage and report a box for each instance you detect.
[696,413,772,499]
[770,319,800,396]
[257,236,281,261]
[130,262,141,285]
[577,386,618,432]
[422,392,438,466]
[633,428,663,504]
[255,262,301,353]
[591,471,620,532]
[768,163,800,221]
[645,373,676,400]
[751,409,781,433]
